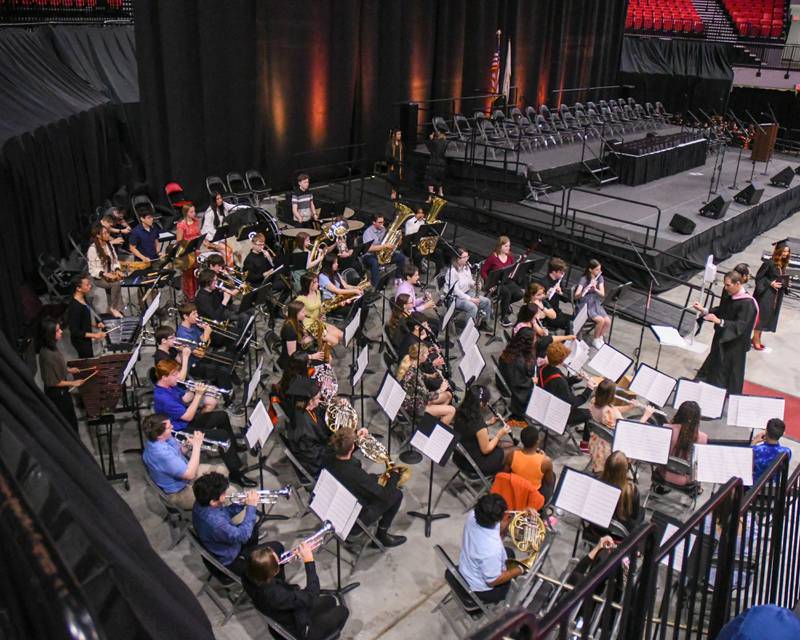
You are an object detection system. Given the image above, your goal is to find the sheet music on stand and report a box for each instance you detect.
[458,317,479,352]
[572,304,589,336]
[650,325,709,354]
[659,522,696,572]
[674,379,726,419]
[120,342,141,385]
[525,385,570,435]
[726,394,785,429]
[141,291,161,328]
[442,299,456,329]
[564,339,590,374]
[246,356,264,406]
[458,343,485,387]
[310,469,362,540]
[629,363,677,408]
[376,373,406,421]
[587,344,632,383]
[612,420,672,465]
[246,399,274,449]
[554,468,622,529]
[693,444,753,486]
[410,420,456,466]
[352,345,369,387]
[344,308,361,347]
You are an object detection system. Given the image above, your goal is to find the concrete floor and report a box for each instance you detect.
[60,209,800,639]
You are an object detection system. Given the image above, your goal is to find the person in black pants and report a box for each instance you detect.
[67,274,106,359]
[37,318,85,432]
[245,540,349,640]
[541,257,572,333]
[326,427,407,547]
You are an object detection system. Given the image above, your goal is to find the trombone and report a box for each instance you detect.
[279,521,334,564]
[226,486,292,505]
[198,316,240,341]
[172,336,234,366]
[173,430,230,452]
[177,379,232,399]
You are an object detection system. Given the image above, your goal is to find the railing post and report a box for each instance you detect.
[709,484,744,636]
[622,525,660,639]
[768,457,789,602]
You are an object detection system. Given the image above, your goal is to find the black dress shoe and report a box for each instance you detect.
[376,531,407,548]
[233,474,258,488]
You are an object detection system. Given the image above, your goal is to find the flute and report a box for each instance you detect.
[614,393,667,419]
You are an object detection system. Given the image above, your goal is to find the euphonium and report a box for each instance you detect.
[377,202,416,265]
[506,510,548,572]
[279,521,334,564]
[308,235,328,274]
[325,397,411,487]
[417,196,446,256]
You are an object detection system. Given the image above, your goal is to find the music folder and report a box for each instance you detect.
[612,420,672,465]
[525,385,570,435]
[458,343,485,387]
[246,356,264,406]
[628,363,676,408]
[587,343,632,383]
[554,468,622,529]
[246,399,274,450]
[693,444,753,486]
[310,470,362,540]
[564,339,590,374]
[674,379,726,420]
[572,304,589,336]
[726,394,785,429]
[458,316,479,352]
[410,415,456,466]
[376,372,406,422]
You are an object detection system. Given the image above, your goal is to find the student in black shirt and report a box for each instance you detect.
[244,541,349,640]
[153,325,192,380]
[195,269,235,323]
[326,427,406,547]
[284,378,330,477]
[541,257,572,333]
[497,328,537,419]
[539,342,596,444]
[67,274,106,358]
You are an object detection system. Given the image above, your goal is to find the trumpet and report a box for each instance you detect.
[177,379,232,398]
[279,521,334,565]
[226,486,292,505]
[173,430,231,452]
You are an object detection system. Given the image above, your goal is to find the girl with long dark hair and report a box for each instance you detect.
[453,385,513,475]
[498,327,537,418]
[654,400,707,489]
[37,318,86,432]
[752,240,790,350]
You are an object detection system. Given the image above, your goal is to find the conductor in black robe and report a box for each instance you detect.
[693,270,759,394]
[752,239,790,351]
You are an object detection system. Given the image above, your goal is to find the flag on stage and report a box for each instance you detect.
[489,30,501,95]
[501,37,512,99]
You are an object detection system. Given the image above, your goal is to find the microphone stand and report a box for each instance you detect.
[625,236,660,368]
[744,110,766,182]
[727,109,748,190]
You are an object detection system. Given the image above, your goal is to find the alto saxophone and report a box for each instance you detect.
[377,202,416,265]
[319,276,371,313]
[417,196,446,256]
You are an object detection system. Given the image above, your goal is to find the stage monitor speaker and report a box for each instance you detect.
[733,181,764,205]
[669,213,696,235]
[770,166,795,188]
[398,102,419,149]
[699,194,732,219]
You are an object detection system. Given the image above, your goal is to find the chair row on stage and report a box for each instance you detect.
[432,99,671,159]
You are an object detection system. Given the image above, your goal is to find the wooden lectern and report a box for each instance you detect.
[750,123,778,163]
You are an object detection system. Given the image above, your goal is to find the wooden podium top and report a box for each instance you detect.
[750,122,778,163]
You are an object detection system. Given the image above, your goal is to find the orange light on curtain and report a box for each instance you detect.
[310,37,329,147]
[270,76,288,149]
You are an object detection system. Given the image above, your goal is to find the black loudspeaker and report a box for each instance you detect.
[699,194,732,219]
[733,181,764,205]
[398,102,419,148]
[770,166,795,188]
[669,213,696,235]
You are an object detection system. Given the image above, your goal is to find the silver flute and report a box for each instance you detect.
[279,521,335,565]
[173,430,231,452]
[226,486,292,505]
[614,393,668,419]
[177,379,232,399]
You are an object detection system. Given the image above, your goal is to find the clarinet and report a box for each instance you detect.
[488,404,519,446]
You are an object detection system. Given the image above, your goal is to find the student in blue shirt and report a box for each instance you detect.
[129,211,161,262]
[192,472,261,576]
[751,418,792,480]
[175,302,235,391]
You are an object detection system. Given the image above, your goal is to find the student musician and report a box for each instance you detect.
[296,273,343,347]
[589,452,642,539]
[574,259,612,349]
[318,254,363,304]
[67,274,106,359]
[243,232,288,307]
[326,427,407,547]
[445,247,492,328]
[652,400,707,492]
[397,342,455,425]
[195,268,237,325]
[292,173,318,227]
[497,327,537,420]
[292,232,327,291]
[452,385,513,476]
[129,210,161,262]
[175,203,206,301]
[153,325,193,380]
[38,318,86,432]
[361,214,407,287]
[395,264,440,335]
[480,235,524,327]
[201,192,234,255]
[153,359,254,487]
[508,427,556,502]
[542,257,572,333]
[284,378,329,477]
[175,302,234,391]
[86,223,124,317]
[751,418,792,481]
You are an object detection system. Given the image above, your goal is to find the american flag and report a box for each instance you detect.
[489,30,501,94]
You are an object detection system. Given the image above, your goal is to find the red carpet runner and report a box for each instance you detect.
[743,380,800,441]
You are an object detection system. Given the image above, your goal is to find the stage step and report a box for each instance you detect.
[582,159,618,187]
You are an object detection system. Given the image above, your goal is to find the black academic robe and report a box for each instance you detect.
[754,260,786,333]
[285,407,329,477]
[697,294,759,394]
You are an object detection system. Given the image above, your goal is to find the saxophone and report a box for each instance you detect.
[377,202,416,265]
[309,317,331,363]
[417,196,446,256]
[319,276,372,313]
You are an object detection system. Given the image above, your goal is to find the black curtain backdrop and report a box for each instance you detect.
[618,36,734,116]
[0,328,214,639]
[0,26,140,345]
[133,0,627,205]
[728,86,800,135]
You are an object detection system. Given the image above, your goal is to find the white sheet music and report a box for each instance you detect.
[525,385,571,435]
[410,424,454,464]
[612,420,672,465]
[573,304,589,336]
[587,344,632,382]
[554,469,622,529]
[246,399,274,449]
[310,470,362,540]
[458,343,485,386]
[458,317,479,352]
[442,299,456,329]
[141,291,161,328]
[246,356,264,406]
[674,379,726,419]
[659,523,696,572]
[629,364,676,408]
[564,339,590,374]
[344,308,361,347]
[120,343,141,385]
[651,325,688,348]
[726,395,785,429]
[693,444,753,486]
[377,374,406,421]
[352,345,369,387]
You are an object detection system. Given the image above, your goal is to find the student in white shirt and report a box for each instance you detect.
[444,247,491,327]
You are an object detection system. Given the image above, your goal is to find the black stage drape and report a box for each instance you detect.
[134,0,627,205]
[609,139,708,186]
[618,36,734,116]
[0,26,141,346]
[728,86,800,137]
[0,327,214,638]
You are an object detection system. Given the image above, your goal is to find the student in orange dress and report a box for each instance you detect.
[508,427,556,501]
[175,203,202,301]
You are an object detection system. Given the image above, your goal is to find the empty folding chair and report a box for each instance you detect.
[535,114,562,146]
[245,169,271,204]
[432,115,462,151]
[164,181,192,215]
[206,175,233,203]
[142,470,190,548]
[226,172,252,205]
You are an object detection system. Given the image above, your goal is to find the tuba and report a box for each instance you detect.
[308,235,328,273]
[377,202,416,265]
[507,510,548,572]
[417,196,446,256]
[325,397,411,487]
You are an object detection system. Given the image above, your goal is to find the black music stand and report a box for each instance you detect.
[244,399,286,518]
[484,264,514,345]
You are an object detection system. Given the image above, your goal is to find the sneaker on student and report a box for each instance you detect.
[592,337,604,349]
[501,316,513,327]
[579,441,590,453]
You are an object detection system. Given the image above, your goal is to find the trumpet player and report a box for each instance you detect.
[326,427,407,548]
[142,414,228,509]
[244,540,350,640]
[153,325,192,380]
[153,359,255,487]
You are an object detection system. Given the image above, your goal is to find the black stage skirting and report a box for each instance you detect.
[609,138,708,186]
